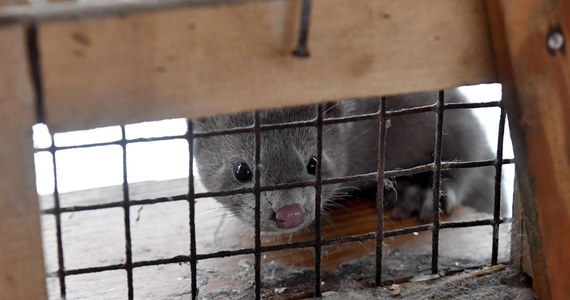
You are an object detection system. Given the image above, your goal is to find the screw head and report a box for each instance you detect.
[547,31,565,51]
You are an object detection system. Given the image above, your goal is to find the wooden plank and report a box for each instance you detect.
[0,25,48,300]
[0,0,28,7]
[38,0,497,132]
[486,0,570,298]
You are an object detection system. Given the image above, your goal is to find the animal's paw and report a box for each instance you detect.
[392,185,458,222]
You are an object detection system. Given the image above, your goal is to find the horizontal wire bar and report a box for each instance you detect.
[0,0,277,25]
[63,263,125,276]
[34,134,187,151]
[41,195,188,214]
[33,100,501,151]
[40,158,514,215]
[193,126,253,138]
[440,218,510,229]
[387,104,435,116]
[45,217,510,277]
[445,101,501,110]
[384,224,432,237]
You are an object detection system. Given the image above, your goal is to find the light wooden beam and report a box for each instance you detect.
[37,0,497,132]
[487,0,570,298]
[0,25,48,300]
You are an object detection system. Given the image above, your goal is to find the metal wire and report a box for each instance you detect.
[119,126,134,300]
[27,21,67,297]
[45,217,510,278]
[49,136,66,297]
[30,75,512,299]
[40,158,515,217]
[314,104,324,297]
[187,120,198,299]
[33,101,504,152]
[25,23,45,124]
[253,111,262,300]
[431,90,445,274]
[491,100,508,264]
[375,97,387,285]
[0,0,279,25]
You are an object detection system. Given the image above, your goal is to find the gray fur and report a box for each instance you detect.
[193,90,497,233]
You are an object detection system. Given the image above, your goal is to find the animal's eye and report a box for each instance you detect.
[306,156,318,175]
[234,162,252,182]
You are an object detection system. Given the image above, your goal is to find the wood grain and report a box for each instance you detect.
[0,25,48,300]
[38,0,497,132]
[486,0,570,298]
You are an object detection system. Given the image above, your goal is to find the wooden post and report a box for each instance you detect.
[0,25,48,300]
[487,0,570,298]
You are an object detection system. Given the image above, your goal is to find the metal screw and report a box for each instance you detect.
[547,31,564,51]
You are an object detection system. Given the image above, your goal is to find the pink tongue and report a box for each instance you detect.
[275,204,305,229]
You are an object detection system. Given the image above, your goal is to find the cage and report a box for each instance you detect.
[0,0,567,299]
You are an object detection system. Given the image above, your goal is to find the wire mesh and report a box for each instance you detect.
[23,3,513,299]
[37,96,513,299]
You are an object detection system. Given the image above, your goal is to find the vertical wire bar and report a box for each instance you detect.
[292,0,312,57]
[25,17,65,297]
[253,112,262,300]
[49,140,66,297]
[28,21,66,297]
[187,120,199,299]
[120,126,134,300]
[491,100,507,264]
[431,91,445,274]
[25,23,45,124]
[314,104,324,297]
[375,97,387,285]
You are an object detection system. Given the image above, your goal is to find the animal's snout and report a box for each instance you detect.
[275,204,305,229]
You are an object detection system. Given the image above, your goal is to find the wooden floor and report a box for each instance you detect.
[40,178,511,299]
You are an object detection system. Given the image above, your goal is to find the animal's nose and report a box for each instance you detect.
[275,204,305,229]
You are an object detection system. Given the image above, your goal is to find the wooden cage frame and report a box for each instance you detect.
[0,0,568,299]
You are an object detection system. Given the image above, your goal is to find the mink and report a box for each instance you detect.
[193,90,497,233]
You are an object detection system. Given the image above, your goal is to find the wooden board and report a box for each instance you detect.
[37,0,497,132]
[486,0,570,298]
[0,25,48,300]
